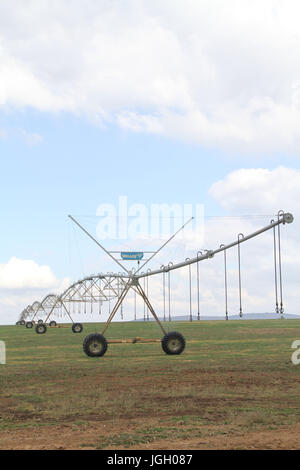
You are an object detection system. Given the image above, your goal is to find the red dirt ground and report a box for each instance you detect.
[1,419,299,450]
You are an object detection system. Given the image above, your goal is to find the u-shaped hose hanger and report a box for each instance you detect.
[161,264,171,273]
[278,209,284,219]
[277,209,294,225]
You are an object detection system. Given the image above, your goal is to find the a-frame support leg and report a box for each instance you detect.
[100,278,167,337]
[134,281,166,335]
[101,279,133,335]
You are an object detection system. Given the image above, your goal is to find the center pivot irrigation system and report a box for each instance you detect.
[17,210,294,358]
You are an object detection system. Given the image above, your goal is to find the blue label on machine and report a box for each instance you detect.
[121,252,144,260]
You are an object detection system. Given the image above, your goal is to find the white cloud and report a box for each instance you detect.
[0,256,68,290]
[18,128,43,146]
[0,126,43,144]
[1,1,300,152]
[0,128,7,139]
[0,257,70,324]
[209,166,300,216]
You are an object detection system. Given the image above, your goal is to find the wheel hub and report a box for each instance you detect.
[90,341,102,353]
[167,338,181,352]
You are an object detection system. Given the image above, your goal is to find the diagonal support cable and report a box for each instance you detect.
[135,217,194,275]
[68,215,130,274]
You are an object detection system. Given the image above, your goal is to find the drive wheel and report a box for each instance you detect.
[35,324,47,335]
[49,321,57,327]
[161,331,186,355]
[83,334,108,357]
[20,320,25,326]
[72,323,83,333]
[37,319,43,325]
[26,321,33,329]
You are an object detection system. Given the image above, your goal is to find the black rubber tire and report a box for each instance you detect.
[161,331,186,355]
[35,324,47,335]
[37,319,43,325]
[16,321,21,325]
[72,323,83,334]
[49,321,57,327]
[83,333,108,357]
[26,321,33,329]
[20,320,25,326]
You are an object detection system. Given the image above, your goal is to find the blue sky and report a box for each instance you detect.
[1,1,300,324]
[1,112,225,272]
[1,109,298,280]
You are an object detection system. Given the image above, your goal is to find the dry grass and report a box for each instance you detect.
[1,319,300,449]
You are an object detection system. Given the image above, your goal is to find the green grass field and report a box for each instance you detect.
[1,319,300,449]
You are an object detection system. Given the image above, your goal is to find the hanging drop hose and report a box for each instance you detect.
[146,275,149,321]
[143,276,146,321]
[220,245,229,321]
[238,234,244,318]
[271,221,279,315]
[147,269,151,321]
[189,264,192,322]
[277,212,284,317]
[186,259,192,322]
[168,262,173,322]
[161,267,166,322]
[168,271,171,322]
[116,276,123,320]
[197,251,202,321]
